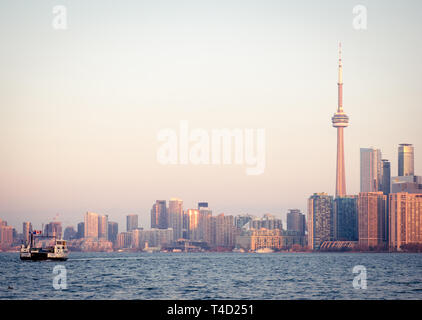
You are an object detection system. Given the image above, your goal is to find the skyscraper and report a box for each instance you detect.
[358,192,387,249]
[0,223,13,249]
[199,207,213,245]
[215,214,235,248]
[108,221,118,244]
[332,43,349,197]
[286,209,306,236]
[126,214,138,232]
[186,209,200,240]
[84,212,99,239]
[307,193,334,250]
[333,196,358,241]
[360,148,382,192]
[44,221,62,239]
[392,144,421,193]
[168,198,184,240]
[22,222,32,245]
[151,200,167,229]
[98,215,108,240]
[63,226,76,240]
[398,143,414,176]
[381,159,391,195]
[76,222,84,239]
[389,192,422,250]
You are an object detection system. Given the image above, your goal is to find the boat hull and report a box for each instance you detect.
[20,254,68,261]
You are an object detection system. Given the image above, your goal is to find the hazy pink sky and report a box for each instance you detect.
[1,0,421,232]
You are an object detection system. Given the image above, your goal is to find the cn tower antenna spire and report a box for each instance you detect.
[338,42,343,112]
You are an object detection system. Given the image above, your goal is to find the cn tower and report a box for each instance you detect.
[332,43,349,197]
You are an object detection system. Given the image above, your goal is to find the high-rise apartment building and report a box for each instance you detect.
[286,209,306,236]
[215,214,235,248]
[151,200,167,229]
[358,192,387,248]
[308,193,333,250]
[234,215,254,229]
[398,144,414,176]
[389,193,422,250]
[250,214,283,230]
[116,232,133,249]
[0,223,14,249]
[126,214,138,232]
[360,148,382,192]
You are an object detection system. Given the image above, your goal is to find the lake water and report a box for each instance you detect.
[0,252,421,300]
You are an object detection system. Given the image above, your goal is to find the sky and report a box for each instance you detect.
[0,0,421,232]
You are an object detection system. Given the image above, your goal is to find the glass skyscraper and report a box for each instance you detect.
[333,196,358,241]
[360,148,382,192]
[398,143,414,176]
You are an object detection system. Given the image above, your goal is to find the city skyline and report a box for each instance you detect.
[1,1,422,231]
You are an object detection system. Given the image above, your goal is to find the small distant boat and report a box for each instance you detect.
[232,248,245,253]
[172,249,182,253]
[255,248,274,254]
[20,231,68,261]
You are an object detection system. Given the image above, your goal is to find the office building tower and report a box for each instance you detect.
[199,207,213,244]
[22,222,32,245]
[168,198,184,240]
[287,209,306,236]
[76,222,84,239]
[308,193,334,250]
[63,226,76,240]
[98,215,108,240]
[84,212,99,239]
[398,144,414,176]
[126,214,138,232]
[151,200,167,229]
[333,196,358,241]
[360,148,382,192]
[44,221,62,239]
[381,159,391,195]
[389,193,422,250]
[332,43,349,197]
[186,209,200,240]
[358,192,387,248]
[108,221,118,244]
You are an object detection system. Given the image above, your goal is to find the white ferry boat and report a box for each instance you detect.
[20,232,68,261]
